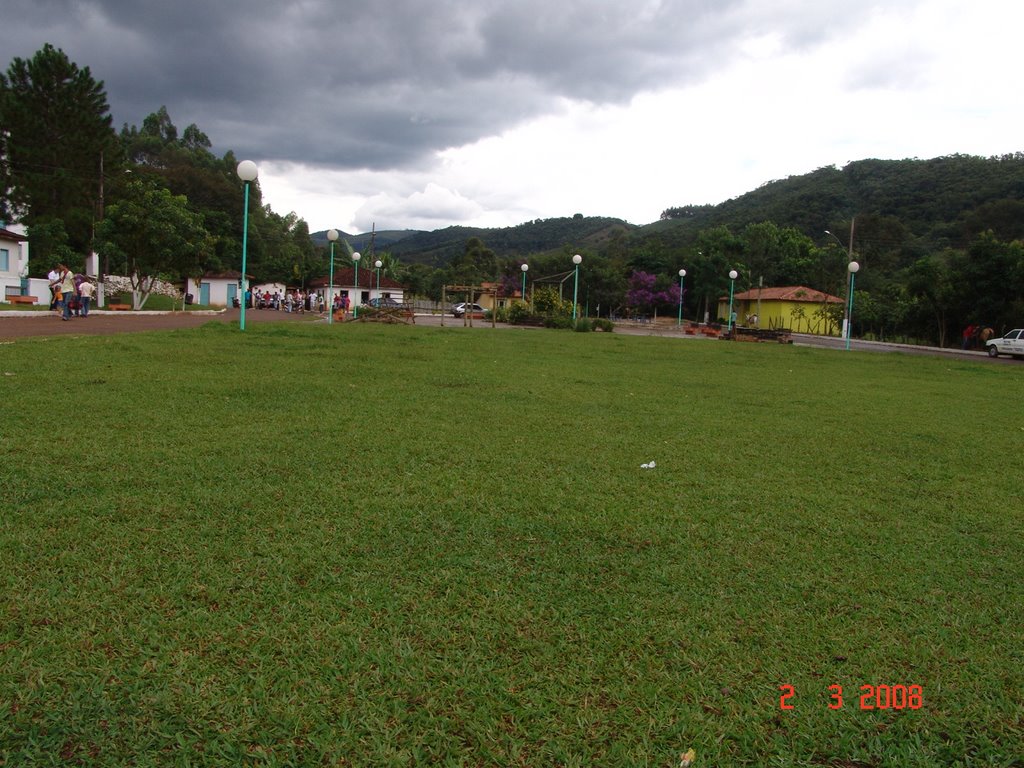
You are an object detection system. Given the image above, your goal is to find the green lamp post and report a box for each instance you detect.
[571,254,582,323]
[727,269,738,334]
[352,251,361,318]
[236,160,258,331]
[327,229,338,324]
[677,268,686,327]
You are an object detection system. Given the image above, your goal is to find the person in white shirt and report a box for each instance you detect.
[47,267,60,310]
[78,279,96,317]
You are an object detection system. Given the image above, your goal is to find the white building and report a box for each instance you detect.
[0,226,31,302]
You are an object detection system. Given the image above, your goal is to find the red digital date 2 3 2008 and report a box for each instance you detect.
[779,684,923,710]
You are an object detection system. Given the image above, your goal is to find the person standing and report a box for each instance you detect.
[57,265,76,321]
[47,267,60,310]
[78,278,96,317]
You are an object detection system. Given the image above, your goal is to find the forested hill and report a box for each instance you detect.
[645,154,1024,251]
[314,155,1024,265]
[313,216,634,266]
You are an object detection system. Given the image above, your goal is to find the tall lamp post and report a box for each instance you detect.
[677,268,687,327]
[727,269,738,334]
[521,263,529,303]
[846,261,860,351]
[236,160,258,331]
[571,254,583,323]
[352,251,361,319]
[327,229,339,324]
[375,259,383,301]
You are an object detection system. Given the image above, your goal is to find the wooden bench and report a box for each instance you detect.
[108,303,132,311]
[7,296,38,305]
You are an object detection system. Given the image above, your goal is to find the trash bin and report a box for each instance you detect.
[232,298,240,308]
[185,293,194,305]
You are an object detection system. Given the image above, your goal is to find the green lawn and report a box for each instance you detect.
[1,323,1022,766]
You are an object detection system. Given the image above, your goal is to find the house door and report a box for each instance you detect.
[200,282,211,305]
[226,283,237,307]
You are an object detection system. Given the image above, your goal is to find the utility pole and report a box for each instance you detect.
[825,217,856,339]
[97,150,106,307]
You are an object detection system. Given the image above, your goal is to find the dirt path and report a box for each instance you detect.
[0,308,320,340]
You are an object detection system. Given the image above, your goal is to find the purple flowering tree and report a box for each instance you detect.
[625,271,680,315]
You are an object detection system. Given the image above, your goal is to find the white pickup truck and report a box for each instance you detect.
[986,328,1024,358]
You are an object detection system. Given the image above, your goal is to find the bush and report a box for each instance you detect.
[592,318,615,333]
[507,300,530,324]
[573,318,592,332]
[543,314,574,330]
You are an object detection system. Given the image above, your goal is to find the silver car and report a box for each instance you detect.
[452,302,485,318]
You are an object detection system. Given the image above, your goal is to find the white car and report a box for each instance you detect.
[452,302,485,318]
[986,329,1024,358]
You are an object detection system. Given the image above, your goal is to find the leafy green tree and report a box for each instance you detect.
[904,253,956,346]
[96,178,210,309]
[25,217,79,274]
[949,232,1024,335]
[447,237,497,285]
[0,44,120,264]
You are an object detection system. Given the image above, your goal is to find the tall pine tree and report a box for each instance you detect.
[0,44,120,270]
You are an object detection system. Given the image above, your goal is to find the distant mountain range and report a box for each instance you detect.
[312,216,635,266]
[311,153,1024,264]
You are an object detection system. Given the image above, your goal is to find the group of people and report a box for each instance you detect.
[961,323,993,350]
[47,265,96,321]
[245,288,351,315]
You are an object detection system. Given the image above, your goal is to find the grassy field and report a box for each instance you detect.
[1,322,1022,767]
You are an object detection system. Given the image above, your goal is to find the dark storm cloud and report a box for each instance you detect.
[0,0,906,172]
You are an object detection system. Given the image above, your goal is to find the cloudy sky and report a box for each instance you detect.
[4,0,1022,234]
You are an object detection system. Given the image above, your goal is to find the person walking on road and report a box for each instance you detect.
[78,278,96,317]
[57,265,76,321]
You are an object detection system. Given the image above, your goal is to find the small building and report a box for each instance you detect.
[0,226,30,302]
[307,267,405,309]
[185,271,252,307]
[476,282,523,313]
[717,286,844,336]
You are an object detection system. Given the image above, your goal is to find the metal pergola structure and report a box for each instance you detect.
[441,284,498,328]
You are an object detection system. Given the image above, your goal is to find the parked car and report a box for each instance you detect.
[367,297,402,308]
[452,302,485,317]
[986,328,1024,358]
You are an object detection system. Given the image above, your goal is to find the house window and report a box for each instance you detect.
[0,249,9,272]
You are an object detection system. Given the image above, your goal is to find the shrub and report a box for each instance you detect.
[573,317,592,332]
[507,300,530,324]
[543,314,574,330]
[592,318,615,333]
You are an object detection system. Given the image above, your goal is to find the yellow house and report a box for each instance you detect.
[476,282,524,313]
[717,286,844,336]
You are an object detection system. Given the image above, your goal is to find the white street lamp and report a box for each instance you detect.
[521,262,529,302]
[727,269,738,334]
[375,259,383,301]
[352,251,361,318]
[572,254,582,323]
[327,229,339,324]
[236,160,258,331]
[677,268,687,327]
[846,261,860,351]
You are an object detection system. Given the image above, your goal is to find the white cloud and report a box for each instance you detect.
[12,0,1008,235]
